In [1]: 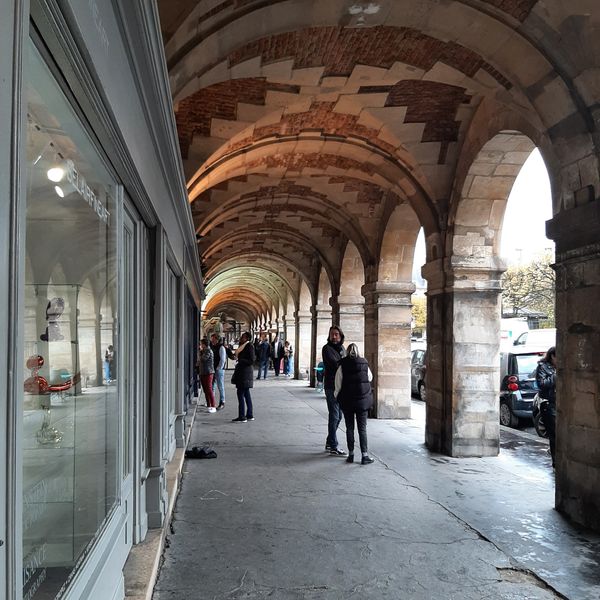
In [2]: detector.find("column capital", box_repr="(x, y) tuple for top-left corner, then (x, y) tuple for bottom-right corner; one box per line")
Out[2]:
(295, 310), (312, 321)
(361, 282), (415, 306)
(336, 294), (365, 307)
(546, 198), (600, 257)
(423, 256), (506, 295)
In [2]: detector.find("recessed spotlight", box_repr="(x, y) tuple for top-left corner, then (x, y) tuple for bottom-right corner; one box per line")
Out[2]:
(47, 167), (65, 182)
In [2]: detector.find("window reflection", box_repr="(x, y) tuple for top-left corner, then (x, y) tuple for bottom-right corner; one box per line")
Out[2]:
(23, 43), (119, 600)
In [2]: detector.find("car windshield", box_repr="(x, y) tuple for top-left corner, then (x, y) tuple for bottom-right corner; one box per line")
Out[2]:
(516, 353), (543, 379)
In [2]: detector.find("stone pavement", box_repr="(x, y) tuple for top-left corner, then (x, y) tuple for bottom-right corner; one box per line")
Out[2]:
(153, 377), (600, 600)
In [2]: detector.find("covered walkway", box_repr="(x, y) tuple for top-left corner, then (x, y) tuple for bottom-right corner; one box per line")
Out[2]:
(153, 379), (600, 600)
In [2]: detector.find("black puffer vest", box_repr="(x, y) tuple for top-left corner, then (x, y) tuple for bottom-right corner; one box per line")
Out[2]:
(338, 356), (373, 411)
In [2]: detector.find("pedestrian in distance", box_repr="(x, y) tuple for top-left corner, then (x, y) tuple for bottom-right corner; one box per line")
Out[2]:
(198, 338), (216, 413)
(535, 346), (557, 468)
(272, 335), (285, 376)
(283, 341), (293, 377)
(231, 331), (256, 422)
(335, 343), (374, 465)
(256, 332), (270, 379)
(210, 333), (227, 410)
(322, 325), (346, 456)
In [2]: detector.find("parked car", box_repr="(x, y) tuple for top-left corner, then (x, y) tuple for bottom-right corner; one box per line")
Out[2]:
(499, 347), (546, 428)
(410, 349), (427, 402)
(513, 328), (555, 348)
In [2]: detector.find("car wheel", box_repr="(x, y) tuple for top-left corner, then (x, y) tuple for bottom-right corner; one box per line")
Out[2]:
(499, 401), (518, 428)
(533, 412), (548, 438)
(418, 381), (427, 403)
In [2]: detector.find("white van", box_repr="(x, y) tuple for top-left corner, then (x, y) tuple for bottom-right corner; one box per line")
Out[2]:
(513, 328), (556, 349)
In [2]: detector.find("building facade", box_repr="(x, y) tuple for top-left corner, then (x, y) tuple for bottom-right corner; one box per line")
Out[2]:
(1, 2), (202, 599)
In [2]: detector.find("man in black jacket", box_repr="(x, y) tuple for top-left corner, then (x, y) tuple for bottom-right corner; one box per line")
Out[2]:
(322, 326), (346, 455)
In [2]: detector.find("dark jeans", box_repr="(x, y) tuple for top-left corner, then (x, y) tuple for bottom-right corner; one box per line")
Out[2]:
(274, 357), (281, 376)
(236, 387), (253, 419)
(541, 402), (556, 465)
(325, 388), (342, 449)
(343, 407), (369, 455)
(257, 360), (268, 379)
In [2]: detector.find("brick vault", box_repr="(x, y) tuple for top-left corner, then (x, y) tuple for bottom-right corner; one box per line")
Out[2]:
(157, 1), (600, 531)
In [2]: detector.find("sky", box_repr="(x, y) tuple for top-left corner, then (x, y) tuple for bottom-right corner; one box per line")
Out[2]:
(412, 148), (554, 283)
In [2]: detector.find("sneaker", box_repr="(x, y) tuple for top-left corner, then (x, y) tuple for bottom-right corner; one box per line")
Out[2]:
(361, 456), (374, 465)
(208, 407), (217, 413)
(346, 455), (354, 463)
(246, 416), (255, 421)
(217, 403), (225, 411)
(329, 448), (347, 456)
(325, 444), (332, 452)
(232, 417), (247, 423)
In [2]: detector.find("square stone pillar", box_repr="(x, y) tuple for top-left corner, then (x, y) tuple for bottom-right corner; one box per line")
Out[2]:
(548, 202), (600, 532)
(295, 310), (312, 380)
(423, 257), (504, 457)
(337, 294), (365, 353)
(363, 282), (414, 419)
(313, 304), (332, 386)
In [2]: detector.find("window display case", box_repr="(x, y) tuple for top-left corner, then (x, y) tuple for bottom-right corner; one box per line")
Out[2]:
(23, 43), (119, 600)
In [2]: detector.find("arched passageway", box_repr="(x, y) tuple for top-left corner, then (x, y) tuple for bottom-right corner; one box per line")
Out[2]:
(159, 1), (600, 531)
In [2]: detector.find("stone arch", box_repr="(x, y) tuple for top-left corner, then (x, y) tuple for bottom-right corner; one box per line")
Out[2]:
(424, 128), (548, 458)
(338, 241), (365, 352)
(363, 202), (420, 418)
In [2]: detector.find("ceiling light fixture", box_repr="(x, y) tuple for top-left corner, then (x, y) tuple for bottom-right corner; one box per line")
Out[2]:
(47, 166), (65, 182)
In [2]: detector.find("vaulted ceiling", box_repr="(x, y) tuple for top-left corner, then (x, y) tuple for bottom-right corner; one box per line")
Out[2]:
(157, 0), (599, 327)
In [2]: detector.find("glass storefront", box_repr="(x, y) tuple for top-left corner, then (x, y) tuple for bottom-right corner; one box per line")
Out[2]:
(22, 42), (119, 600)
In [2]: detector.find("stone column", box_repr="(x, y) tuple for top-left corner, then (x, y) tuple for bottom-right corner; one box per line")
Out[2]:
(283, 314), (296, 377)
(363, 282), (414, 419)
(423, 257), (504, 458)
(312, 304), (332, 387)
(337, 294), (364, 353)
(547, 202), (600, 532)
(295, 310), (312, 380)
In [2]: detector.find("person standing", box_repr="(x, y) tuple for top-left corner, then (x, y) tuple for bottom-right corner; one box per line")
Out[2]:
(198, 338), (216, 413)
(210, 333), (227, 410)
(231, 331), (256, 422)
(104, 345), (114, 384)
(322, 325), (346, 456)
(335, 343), (374, 465)
(536, 346), (557, 468)
(283, 341), (293, 377)
(256, 333), (270, 379)
(272, 335), (284, 376)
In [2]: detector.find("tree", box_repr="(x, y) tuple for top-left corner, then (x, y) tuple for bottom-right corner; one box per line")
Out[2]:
(411, 295), (427, 335)
(501, 251), (555, 325)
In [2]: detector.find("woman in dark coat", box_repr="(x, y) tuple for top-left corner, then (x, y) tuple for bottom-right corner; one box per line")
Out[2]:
(334, 343), (374, 465)
(231, 331), (256, 422)
(535, 346), (557, 467)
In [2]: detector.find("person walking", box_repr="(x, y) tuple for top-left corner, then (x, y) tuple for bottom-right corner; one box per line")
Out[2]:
(210, 333), (227, 410)
(322, 325), (346, 456)
(198, 338), (216, 413)
(535, 346), (557, 468)
(335, 343), (374, 465)
(272, 335), (285, 376)
(256, 333), (270, 379)
(231, 331), (256, 422)
(283, 341), (293, 377)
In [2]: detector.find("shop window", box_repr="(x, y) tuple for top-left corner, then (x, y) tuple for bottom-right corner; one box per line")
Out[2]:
(22, 43), (119, 600)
